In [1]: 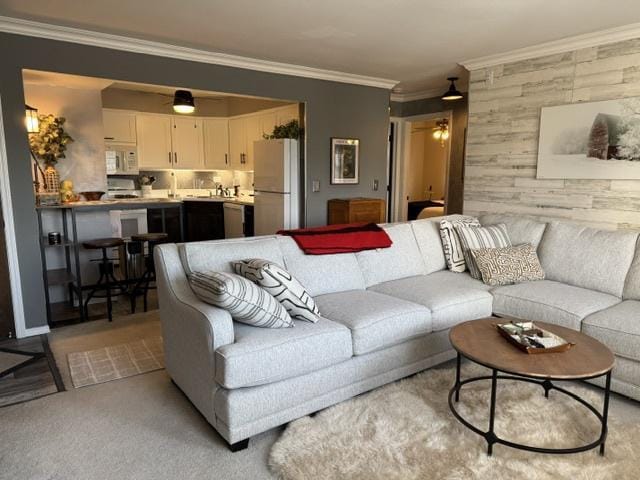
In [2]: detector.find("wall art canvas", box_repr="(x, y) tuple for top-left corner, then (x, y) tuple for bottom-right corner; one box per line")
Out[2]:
(330, 138), (359, 184)
(537, 97), (640, 179)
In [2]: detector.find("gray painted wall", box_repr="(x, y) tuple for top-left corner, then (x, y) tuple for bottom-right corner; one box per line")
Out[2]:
(391, 96), (468, 214)
(0, 32), (390, 329)
(465, 38), (640, 230)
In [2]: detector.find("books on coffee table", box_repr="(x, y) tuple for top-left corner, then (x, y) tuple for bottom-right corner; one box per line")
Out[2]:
(496, 321), (574, 354)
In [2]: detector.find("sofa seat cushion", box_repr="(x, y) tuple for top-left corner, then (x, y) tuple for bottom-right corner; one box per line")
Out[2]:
(492, 280), (620, 331)
(369, 271), (493, 332)
(583, 301), (640, 362)
(314, 290), (432, 355)
(215, 318), (352, 389)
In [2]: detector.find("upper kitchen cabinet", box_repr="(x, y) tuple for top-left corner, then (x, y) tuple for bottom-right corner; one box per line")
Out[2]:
(276, 104), (300, 126)
(203, 118), (230, 170)
(244, 114), (263, 171)
(228, 117), (246, 170)
(171, 117), (204, 169)
(137, 114), (173, 169)
(103, 109), (137, 144)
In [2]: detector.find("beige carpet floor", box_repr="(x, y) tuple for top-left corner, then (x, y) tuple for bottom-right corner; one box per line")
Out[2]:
(1, 310), (639, 480)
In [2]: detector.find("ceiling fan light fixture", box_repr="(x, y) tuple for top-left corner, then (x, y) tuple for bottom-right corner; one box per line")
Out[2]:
(441, 77), (463, 101)
(173, 89), (195, 114)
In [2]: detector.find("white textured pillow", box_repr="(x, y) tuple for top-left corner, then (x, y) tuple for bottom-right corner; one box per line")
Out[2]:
(455, 224), (512, 280)
(232, 259), (320, 323)
(189, 271), (293, 328)
(439, 216), (480, 272)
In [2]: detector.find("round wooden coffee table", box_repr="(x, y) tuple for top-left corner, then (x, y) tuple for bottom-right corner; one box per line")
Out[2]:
(449, 318), (615, 456)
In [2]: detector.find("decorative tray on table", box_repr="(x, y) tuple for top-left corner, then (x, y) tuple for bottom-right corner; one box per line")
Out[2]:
(495, 321), (575, 354)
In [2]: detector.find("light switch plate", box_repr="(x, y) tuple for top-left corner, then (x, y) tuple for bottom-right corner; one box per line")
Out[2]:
(373, 179), (379, 191)
(312, 180), (320, 192)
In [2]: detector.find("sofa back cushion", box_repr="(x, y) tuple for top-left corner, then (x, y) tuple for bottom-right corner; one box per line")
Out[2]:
(277, 236), (365, 297)
(538, 221), (638, 297)
(179, 237), (284, 275)
(356, 223), (427, 287)
(622, 239), (640, 300)
(479, 214), (547, 248)
(410, 218), (447, 274)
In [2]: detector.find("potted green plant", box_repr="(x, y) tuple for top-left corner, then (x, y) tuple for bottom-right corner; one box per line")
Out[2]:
(28, 114), (73, 193)
(263, 120), (302, 140)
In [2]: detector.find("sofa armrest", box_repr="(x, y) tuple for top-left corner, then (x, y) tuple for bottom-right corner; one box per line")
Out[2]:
(154, 244), (234, 424)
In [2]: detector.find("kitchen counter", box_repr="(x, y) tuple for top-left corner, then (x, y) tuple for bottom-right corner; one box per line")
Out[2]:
(36, 196), (253, 210)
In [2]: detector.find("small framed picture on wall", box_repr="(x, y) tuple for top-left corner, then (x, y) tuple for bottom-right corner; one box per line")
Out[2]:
(330, 138), (359, 184)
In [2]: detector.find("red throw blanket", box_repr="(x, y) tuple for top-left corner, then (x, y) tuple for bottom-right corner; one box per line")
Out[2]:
(278, 223), (392, 255)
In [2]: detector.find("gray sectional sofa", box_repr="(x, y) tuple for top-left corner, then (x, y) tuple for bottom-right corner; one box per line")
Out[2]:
(154, 214), (640, 450)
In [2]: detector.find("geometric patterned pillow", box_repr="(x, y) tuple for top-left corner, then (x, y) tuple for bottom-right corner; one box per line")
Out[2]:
(189, 271), (293, 328)
(232, 259), (320, 323)
(470, 243), (545, 286)
(439, 216), (480, 273)
(454, 223), (512, 279)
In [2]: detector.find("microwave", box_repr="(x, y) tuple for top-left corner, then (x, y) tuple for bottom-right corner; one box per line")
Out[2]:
(106, 146), (139, 175)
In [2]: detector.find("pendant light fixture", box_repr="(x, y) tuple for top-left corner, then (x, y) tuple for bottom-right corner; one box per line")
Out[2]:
(441, 77), (463, 101)
(25, 104), (39, 133)
(173, 90), (195, 114)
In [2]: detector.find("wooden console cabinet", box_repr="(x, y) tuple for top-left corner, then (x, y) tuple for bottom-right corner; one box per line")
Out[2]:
(328, 198), (386, 225)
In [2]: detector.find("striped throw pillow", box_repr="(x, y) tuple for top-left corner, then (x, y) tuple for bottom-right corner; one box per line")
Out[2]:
(454, 224), (512, 279)
(439, 217), (480, 272)
(470, 243), (545, 286)
(189, 271), (293, 328)
(232, 259), (320, 323)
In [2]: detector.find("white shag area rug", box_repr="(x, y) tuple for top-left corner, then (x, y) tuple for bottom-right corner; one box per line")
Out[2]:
(269, 364), (639, 480)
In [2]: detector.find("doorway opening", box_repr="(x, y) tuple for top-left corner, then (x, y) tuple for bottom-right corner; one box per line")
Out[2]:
(390, 112), (453, 222)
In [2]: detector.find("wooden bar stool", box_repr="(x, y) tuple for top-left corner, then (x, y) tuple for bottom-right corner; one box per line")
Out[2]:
(129, 232), (168, 313)
(82, 237), (125, 322)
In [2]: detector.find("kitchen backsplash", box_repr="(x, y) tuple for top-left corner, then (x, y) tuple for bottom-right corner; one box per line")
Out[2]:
(112, 170), (254, 191)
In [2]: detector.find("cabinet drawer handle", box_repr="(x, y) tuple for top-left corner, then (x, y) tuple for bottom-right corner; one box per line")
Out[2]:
(168, 152), (172, 164)
(225, 153), (228, 165)
(174, 152), (178, 164)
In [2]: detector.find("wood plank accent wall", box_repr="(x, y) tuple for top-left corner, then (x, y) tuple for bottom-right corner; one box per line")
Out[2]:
(464, 38), (640, 230)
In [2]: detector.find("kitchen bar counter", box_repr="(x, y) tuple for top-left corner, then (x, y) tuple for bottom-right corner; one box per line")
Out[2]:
(36, 195), (253, 210)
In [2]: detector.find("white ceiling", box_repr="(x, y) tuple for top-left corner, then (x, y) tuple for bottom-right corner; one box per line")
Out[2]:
(4, 0), (640, 94)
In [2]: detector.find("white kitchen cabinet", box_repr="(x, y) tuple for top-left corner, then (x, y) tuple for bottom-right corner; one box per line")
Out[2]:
(244, 114), (263, 171)
(203, 118), (230, 170)
(103, 110), (137, 144)
(276, 104), (299, 126)
(228, 117), (247, 170)
(137, 114), (173, 169)
(171, 117), (204, 169)
(260, 112), (278, 139)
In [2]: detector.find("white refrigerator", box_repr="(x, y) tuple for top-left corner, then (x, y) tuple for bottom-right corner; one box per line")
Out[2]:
(253, 139), (300, 236)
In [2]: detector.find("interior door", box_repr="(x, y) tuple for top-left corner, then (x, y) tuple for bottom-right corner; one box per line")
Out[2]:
(0, 199), (14, 338)
(137, 114), (173, 169)
(172, 117), (204, 169)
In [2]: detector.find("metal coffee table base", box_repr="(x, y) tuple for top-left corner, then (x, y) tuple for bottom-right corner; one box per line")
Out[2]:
(448, 353), (612, 457)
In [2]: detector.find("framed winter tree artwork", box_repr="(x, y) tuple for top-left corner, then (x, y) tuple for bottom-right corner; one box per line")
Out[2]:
(537, 96), (640, 179)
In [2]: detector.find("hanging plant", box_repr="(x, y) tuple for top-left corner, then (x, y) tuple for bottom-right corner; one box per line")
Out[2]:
(263, 119), (302, 140)
(28, 114), (74, 167)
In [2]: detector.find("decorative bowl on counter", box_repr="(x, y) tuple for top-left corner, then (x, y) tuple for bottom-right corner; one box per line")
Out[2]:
(79, 191), (105, 201)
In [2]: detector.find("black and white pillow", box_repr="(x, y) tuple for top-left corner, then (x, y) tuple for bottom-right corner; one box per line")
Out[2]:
(470, 243), (545, 286)
(454, 223), (512, 280)
(439, 216), (480, 272)
(232, 259), (320, 323)
(189, 271), (293, 328)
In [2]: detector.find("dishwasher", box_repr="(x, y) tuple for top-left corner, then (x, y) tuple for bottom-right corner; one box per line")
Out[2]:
(223, 202), (245, 238)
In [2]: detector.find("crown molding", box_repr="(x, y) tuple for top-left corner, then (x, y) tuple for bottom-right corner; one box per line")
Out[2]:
(390, 87), (444, 103)
(461, 22), (640, 70)
(0, 15), (398, 89)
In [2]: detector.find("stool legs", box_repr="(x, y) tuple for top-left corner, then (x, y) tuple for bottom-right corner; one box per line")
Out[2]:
(84, 247), (123, 322)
